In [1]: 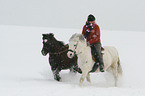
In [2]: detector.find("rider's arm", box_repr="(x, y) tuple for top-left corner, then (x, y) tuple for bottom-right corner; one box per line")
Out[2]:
(82, 25), (86, 36)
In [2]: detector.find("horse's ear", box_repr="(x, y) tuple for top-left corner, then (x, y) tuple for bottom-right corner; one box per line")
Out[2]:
(49, 33), (54, 37)
(79, 35), (85, 42)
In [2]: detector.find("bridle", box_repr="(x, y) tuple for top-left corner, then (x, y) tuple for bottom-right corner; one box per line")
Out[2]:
(68, 41), (82, 55)
(68, 41), (78, 54)
(49, 49), (68, 54)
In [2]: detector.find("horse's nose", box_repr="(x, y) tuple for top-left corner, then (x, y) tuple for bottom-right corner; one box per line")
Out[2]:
(41, 50), (46, 56)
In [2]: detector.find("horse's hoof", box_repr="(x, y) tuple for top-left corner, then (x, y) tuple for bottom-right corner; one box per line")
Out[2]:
(55, 77), (61, 81)
(56, 79), (62, 82)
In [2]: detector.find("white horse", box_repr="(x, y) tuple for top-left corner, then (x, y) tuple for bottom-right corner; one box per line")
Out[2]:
(67, 33), (122, 86)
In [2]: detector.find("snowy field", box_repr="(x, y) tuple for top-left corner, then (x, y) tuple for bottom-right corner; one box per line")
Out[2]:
(0, 25), (145, 96)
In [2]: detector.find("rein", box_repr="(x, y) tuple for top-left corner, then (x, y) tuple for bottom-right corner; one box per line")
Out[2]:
(49, 48), (68, 54)
(43, 46), (68, 55)
(69, 41), (82, 55)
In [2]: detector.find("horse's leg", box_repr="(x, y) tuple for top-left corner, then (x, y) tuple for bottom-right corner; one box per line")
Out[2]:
(111, 62), (118, 87)
(80, 71), (89, 86)
(86, 73), (91, 83)
(52, 68), (61, 81)
(69, 66), (77, 73)
(71, 65), (82, 74)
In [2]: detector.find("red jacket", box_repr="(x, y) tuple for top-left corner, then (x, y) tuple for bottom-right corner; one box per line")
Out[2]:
(82, 23), (101, 44)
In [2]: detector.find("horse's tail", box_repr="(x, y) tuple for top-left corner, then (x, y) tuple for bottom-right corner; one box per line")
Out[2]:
(117, 58), (123, 76)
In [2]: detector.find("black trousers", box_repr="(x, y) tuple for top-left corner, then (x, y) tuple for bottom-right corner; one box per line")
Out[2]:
(90, 43), (104, 68)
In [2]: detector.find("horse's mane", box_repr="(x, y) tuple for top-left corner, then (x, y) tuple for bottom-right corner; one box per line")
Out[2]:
(51, 36), (65, 46)
(58, 41), (65, 46)
(69, 33), (85, 42)
(45, 33), (65, 46)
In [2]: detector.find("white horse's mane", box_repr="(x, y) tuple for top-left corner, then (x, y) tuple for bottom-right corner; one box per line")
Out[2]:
(69, 33), (85, 42)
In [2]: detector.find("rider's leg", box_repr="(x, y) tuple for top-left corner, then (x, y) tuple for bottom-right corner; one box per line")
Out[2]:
(90, 43), (104, 72)
(90, 44), (99, 72)
(94, 43), (104, 72)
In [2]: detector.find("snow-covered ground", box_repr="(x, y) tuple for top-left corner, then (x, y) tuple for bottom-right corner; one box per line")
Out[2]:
(0, 25), (145, 96)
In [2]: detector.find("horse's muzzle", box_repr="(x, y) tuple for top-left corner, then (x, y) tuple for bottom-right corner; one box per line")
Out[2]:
(67, 49), (75, 58)
(41, 50), (47, 56)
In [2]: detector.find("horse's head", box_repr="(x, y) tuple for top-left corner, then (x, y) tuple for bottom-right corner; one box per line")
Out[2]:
(67, 33), (85, 58)
(41, 33), (54, 56)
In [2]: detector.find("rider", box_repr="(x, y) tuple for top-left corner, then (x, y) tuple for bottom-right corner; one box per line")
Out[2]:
(82, 14), (104, 72)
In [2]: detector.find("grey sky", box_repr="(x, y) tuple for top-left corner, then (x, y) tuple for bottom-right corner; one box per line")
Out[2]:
(0, 0), (145, 31)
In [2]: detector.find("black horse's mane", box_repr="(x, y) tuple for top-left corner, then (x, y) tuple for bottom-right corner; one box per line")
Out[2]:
(58, 40), (65, 46)
(44, 33), (65, 46)
(51, 35), (65, 46)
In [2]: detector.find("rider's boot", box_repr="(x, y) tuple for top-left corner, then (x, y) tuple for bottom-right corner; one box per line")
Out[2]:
(90, 62), (99, 72)
(99, 63), (104, 72)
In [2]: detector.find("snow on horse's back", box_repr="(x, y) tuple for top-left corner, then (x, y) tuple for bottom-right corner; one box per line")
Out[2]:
(67, 33), (122, 86)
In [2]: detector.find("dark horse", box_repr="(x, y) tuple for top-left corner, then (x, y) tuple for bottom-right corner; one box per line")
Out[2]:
(41, 33), (81, 81)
